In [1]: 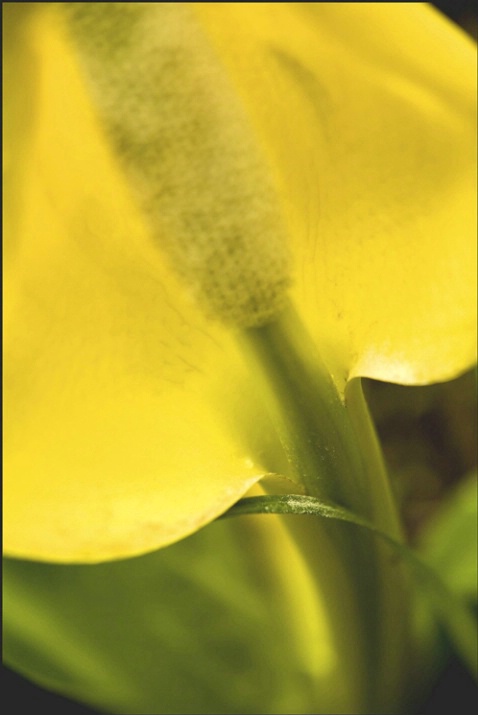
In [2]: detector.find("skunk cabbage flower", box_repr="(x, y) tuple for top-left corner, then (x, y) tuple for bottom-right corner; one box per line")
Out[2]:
(3, 2), (476, 563)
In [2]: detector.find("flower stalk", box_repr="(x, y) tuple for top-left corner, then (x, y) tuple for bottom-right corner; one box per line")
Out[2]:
(240, 304), (410, 713)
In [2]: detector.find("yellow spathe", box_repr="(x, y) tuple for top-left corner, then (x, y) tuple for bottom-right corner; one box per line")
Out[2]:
(4, 7), (262, 562)
(193, 2), (477, 386)
(3, 3), (477, 562)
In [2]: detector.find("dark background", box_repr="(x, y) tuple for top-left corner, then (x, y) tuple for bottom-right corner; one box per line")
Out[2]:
(3, 2), (477, 713)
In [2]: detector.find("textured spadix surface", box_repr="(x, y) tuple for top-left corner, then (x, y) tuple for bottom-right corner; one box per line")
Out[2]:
(3, 3), (477, 561)
(63, 2), (291, 327)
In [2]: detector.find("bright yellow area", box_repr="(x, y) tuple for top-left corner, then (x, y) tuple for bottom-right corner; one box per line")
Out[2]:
(194, 2), (477, 387)
(4, 4), (477, 562)
(3, 7), (262, 562)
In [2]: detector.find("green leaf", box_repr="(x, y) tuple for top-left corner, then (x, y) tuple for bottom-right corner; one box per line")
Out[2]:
(3, 513), (350, 715)
(223, 493), (478, 679)
(420, 473), (477, 606)
(414, 473), (478, 696)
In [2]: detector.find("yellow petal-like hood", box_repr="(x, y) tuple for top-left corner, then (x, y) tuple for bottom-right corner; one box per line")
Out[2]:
(194, 2), (476, 386)
(4, 3), (476, 562)
(4, 6), (263, 562)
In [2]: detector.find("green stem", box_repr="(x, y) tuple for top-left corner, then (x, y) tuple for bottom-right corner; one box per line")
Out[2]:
(346, 378), (411, 712)
(238, 304), (410, 713)
(223, 494), (478, 680)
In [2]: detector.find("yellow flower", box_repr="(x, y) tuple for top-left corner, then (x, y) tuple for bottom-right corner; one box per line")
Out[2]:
(3, 3), (476, 563)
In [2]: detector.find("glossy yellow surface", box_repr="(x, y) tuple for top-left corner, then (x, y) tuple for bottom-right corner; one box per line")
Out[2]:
(3, 4), (476, 561)
(194, 3), (477, 386)
(4, 7), (262, 561)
